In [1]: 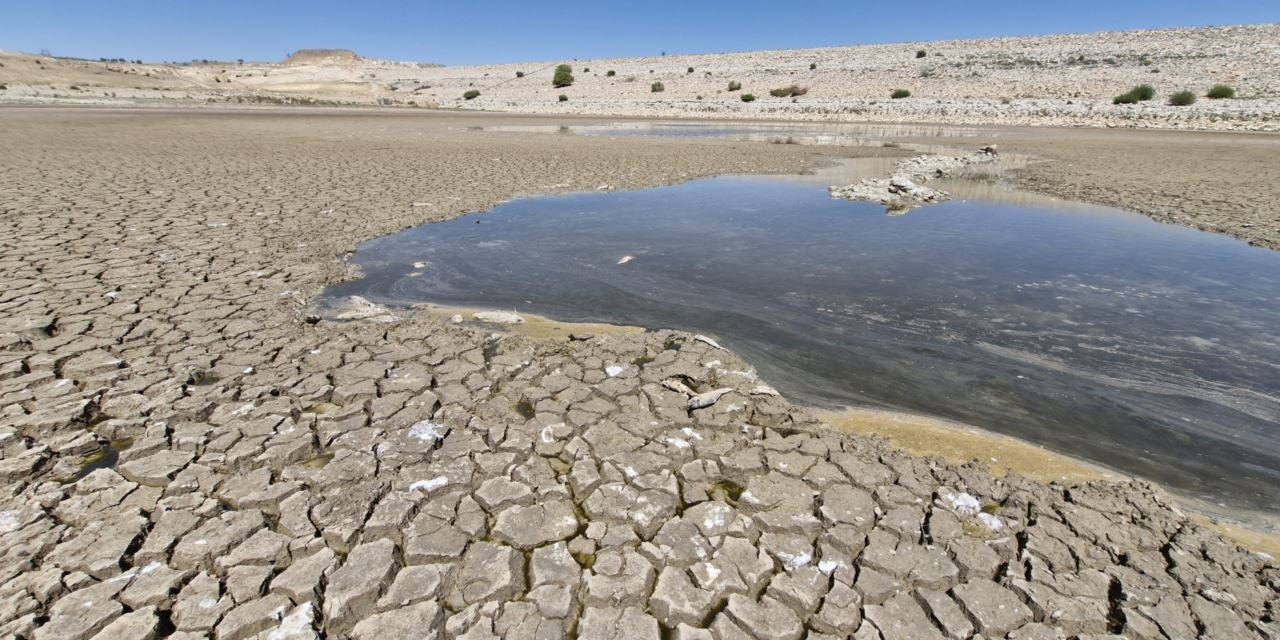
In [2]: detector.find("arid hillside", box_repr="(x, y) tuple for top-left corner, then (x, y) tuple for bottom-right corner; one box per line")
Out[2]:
(2, 23), (1278, 129)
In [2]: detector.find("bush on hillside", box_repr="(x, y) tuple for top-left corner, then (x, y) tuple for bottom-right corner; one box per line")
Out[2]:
(809, 62), (817, 70)
(1168, 90), (1196, 106)
(1114, 84), (1156, 104)
(727, 81), (741, 91)
(606, 70), (616, 77)
(687, 67), (694, 73)
(515, 71), (524, 78)
(558, 94), (568, 102)
(552, 64), (574, 87)
(916, 50), (927, 58)
(463, 90), (480, 100)
(651, 82), (665, 92)
(891, 89), (911, 99)
(740, 93), (756, 102)
(769, 85), (808, 97)
(1206, 84), (1235, 99)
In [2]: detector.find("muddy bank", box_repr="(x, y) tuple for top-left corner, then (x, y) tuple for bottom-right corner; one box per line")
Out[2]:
(1, 108), (1276, 639)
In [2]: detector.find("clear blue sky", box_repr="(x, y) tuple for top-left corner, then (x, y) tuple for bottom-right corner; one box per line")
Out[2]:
(2, 1), (1275, 65)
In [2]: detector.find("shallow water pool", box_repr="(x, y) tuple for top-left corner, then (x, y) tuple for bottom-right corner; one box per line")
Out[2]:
(321, 174), (1280, 517)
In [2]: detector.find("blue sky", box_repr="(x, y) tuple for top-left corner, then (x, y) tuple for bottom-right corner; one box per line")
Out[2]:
(2, 1), (1275, 65)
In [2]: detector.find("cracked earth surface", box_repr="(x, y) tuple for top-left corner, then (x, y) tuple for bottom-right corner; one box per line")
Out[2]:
(0, 108), (1276, 639)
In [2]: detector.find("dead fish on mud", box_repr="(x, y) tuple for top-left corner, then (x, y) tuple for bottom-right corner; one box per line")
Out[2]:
(662, 378), (697, 396)
(689, 387), (734, 410)
(693, 334), (726, 351)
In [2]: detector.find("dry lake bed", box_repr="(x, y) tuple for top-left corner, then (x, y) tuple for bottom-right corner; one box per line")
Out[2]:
(1, 107), (1278, 639)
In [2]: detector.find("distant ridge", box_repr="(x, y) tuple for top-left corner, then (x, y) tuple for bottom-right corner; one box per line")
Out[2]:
(282, 49), (363, 65)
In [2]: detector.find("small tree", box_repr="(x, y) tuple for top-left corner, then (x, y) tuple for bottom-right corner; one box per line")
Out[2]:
(463, 90), (480, 100)
(727, 81), (741, 91)
(651, 81), (665, 92)
(606, 70), (616, 77)
(552, 64), (574, 88)
(558, 94), (568, 102)
(1168, 90), (1196, 106)
(740, 93), (756, 102)
(1206, 84), (1235, 99)
(891, 89), (911, 99)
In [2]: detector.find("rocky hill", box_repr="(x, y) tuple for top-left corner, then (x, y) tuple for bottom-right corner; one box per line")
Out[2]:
(2, 23), (1277, 129)
(282, 49), (364, 66)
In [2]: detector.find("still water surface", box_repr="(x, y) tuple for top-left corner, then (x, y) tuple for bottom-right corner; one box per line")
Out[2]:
(321, 173), (1280, 517)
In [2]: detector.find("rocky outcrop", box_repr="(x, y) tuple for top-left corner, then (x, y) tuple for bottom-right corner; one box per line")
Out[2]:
(829, 146), (999, 210)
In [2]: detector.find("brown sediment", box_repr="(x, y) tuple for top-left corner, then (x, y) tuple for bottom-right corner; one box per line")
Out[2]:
(408, 303), (646, 340)
(816, 407), (1118, 485)
(818, 406), (1280, 556)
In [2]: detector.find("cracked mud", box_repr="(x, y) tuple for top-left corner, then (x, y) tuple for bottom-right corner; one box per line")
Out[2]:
(0, 109), (1276, 639)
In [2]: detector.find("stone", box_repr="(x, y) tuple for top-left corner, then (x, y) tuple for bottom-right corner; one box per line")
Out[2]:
(863, 592), (945, 640)
(578, 606), (660, 640)
(118, 450), (195, 486)
(916, 588), (975, 639)
(119, 562), (191, 609)
(352, 601), (443, 639)
(953, 579), (1035, 636)
(492, 500), (579, 548)
(323, 538), (398, 631)
(449, 541), (525, 607)
(650, 566), (715, 627)
(89, 606), (158, 640)
(585, 550), (656, 608)
(723, 594), (804, 640)
(377, 564), (451, 610)
(172, 571), (233, 631)
(272, 547), (338, 604)
(215, 593), (292, 640)
(810, 581), (863, 635)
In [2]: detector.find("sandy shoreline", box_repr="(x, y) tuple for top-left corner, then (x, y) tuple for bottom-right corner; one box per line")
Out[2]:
(2, 107), (1276, 638)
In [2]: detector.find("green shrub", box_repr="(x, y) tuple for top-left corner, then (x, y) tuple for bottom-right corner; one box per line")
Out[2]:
(0, 84), (7, 90)
(606, 70), (616, 77)
(462, 89), (480, 100)
(740, 93), (756, 102)
(583, 67), (589, 72)
(558, 94), (568, 102)
(916, 50), (927, 58)
(515, 71), (524, 78)
(809, 62), (817, 70)
(1113, 84), (1156, 104)
(1206, 84), (1235, 99)
(769, 85), (808, 98)
(727, 81), (741, 91)
(687, 67), (694, 73)
(891, 89), (911, 99)
(1168, 90), (1196, 106)
(552, 64), (574, 87)
(651, 81), (665, 92)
